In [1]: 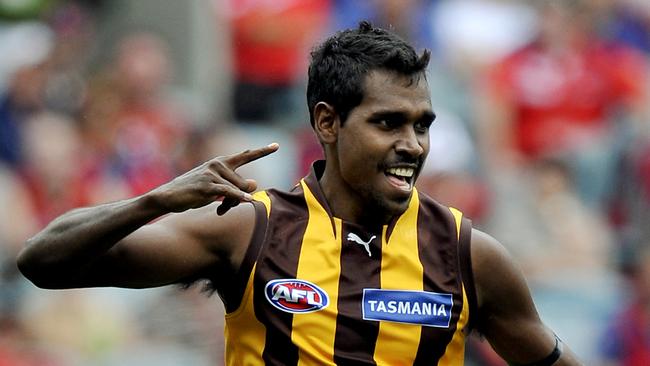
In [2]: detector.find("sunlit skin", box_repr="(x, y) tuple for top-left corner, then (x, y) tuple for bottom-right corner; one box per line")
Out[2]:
(316, 69), (435, 225)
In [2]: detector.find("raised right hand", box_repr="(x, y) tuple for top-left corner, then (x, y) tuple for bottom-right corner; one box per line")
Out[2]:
(148, 143), (279, 214)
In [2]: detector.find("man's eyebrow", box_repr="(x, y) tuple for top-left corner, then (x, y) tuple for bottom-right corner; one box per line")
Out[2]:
(368, 111), (408, 121)
(368, 110), (436, 121)
(419, 110), (436, 124)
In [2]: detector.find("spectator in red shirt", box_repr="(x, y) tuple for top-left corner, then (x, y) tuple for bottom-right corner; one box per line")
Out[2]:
(78, 33), (189, 198)
(224, 0), (330, 124)
(478, 0), (648, 208)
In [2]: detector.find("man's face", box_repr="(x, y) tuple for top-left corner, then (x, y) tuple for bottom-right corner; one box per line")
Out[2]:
(335, 69), (434, 219)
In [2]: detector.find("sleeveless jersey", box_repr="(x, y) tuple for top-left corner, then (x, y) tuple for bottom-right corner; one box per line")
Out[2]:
(222, 162), (477, 365)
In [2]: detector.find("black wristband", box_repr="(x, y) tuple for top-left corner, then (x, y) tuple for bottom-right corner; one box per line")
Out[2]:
(509, 335), (563, 366)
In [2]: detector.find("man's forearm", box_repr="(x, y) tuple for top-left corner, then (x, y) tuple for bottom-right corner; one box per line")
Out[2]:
(16, 193), (166, 287)
(16, 144), (279, 289)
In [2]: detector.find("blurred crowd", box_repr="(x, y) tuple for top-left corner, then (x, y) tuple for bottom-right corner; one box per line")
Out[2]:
(1, 0), (649, 365)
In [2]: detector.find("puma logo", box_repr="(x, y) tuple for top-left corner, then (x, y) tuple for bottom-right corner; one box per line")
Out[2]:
(346, 233), (376, 257)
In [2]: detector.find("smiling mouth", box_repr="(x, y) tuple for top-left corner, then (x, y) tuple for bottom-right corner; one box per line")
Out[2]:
(385, 167), (415, 191)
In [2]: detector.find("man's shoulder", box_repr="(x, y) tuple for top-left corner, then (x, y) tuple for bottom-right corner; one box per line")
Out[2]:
(254, 182), (310, 206)
(416, 190), (458, 215)
(173, 201), (258, 234)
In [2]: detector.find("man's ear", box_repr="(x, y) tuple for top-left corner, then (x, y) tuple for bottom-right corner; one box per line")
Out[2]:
(313, 102), (339, 144)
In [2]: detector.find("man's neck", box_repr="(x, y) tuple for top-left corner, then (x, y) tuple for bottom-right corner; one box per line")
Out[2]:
(318, 163), (393, 226)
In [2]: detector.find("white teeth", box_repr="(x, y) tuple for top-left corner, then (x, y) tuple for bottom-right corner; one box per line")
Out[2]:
(386, 167), (414, 178)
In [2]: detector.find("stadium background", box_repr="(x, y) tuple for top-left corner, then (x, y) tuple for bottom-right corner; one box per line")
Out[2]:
(1, 0), (649, 365)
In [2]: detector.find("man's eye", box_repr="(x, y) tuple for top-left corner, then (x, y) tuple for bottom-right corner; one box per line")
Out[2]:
(379, 118), (400, 128)
(414, 120), (431, 133)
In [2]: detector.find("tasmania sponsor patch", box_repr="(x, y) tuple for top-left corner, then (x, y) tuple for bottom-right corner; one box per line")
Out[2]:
(362, 289), (453, 327)
(265, 279), (329, 314)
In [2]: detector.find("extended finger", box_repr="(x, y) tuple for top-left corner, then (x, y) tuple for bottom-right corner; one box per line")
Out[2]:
(223, 143), (279, 170)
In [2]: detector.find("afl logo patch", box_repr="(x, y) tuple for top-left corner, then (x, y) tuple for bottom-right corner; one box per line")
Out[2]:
(265, 279), (329, 314)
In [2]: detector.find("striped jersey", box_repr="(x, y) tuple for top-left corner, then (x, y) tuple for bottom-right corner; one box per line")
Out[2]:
(221, 161), (477, 365)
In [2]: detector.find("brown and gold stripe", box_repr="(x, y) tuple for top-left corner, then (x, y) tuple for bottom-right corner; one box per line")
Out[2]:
(332, 220), (383, 365)
(253, 187), (309, 365)
(291, 180), (343, 365)
(371, 192), (423, 365)
(413, 196), (467, 365)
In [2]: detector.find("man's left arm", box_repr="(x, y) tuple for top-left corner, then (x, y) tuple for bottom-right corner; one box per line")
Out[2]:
(470, 229), (583, 365)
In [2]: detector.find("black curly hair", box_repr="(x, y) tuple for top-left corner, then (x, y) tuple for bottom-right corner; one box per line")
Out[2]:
(307, 20), (430, 127)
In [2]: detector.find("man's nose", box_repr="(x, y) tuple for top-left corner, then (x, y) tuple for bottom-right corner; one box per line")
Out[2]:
(395, 128), (424, 157)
